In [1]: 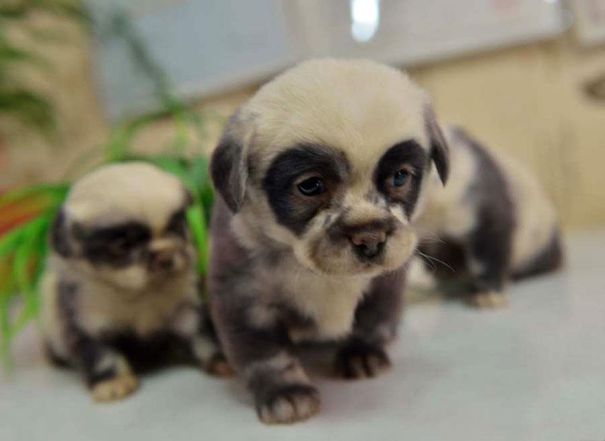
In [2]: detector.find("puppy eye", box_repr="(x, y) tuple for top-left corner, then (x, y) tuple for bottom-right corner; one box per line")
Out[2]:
(110, 229), (149, 255)
(110, 237), (132, 255)
(393, 169), (410, 187)
(297, 177), (325, 196)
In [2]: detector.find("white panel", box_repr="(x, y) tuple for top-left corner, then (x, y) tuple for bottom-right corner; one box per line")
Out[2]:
(292, 0), (567, 66)
(88, 0), (567, 120)
(88, 0), (296, 121)
(572, 0), (605, 46)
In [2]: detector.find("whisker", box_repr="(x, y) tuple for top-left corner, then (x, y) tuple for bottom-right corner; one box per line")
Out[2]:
(417, 250), (455, 273)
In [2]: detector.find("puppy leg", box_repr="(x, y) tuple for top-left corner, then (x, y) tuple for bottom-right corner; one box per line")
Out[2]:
(335, 267), (405, 379)
(214, 301), (320, 424)
(248, 351), (320, 425)
(465, 218), (513, 308)
(58, 281), (138, 401)
(172, 303), (233, 377)
(70, 332), (139, 402)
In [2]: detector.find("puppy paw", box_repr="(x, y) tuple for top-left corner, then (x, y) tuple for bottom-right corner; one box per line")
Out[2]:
(335, 342), (391, 379)
(256, 384), (320, 424)
(469, 291), (508, 309)
(203, 353), (235, 378)
(91, 374), (139, 402)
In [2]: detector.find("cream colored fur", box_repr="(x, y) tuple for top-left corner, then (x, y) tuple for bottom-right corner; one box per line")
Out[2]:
(495, 150), (557, 270)
(41, 162), (200, 359)
(231, 58), (431, 274)
(260, 253), (374, 341)
(416, 126), (558, 272)
(225, 59), (434, 340)
(414, 127), (477, 239)
(66, 162), (185, 232)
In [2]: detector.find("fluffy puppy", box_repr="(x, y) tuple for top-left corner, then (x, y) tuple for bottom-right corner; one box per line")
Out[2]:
(41, 162), (228, 402)
(412, 127), (563, 307)
(208, 59), (449, 424)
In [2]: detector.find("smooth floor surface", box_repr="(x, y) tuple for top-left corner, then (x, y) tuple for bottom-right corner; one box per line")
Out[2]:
(2, 231), (604, 441)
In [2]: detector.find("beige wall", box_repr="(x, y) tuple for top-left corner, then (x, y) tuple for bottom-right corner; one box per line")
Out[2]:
(3, 19), (605, 230)
(413, 39), (605, 231)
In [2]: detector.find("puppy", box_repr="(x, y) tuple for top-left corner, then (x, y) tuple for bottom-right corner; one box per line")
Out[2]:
(412, 127), (563, 307)
(208, 59), (449, 424)
(41, 162), (228, 402)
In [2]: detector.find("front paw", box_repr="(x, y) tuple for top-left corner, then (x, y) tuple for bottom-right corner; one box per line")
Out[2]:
(203, 352), (235, 378)
(334, 342), (391, 379)
(91, 374), (139, 402)
(469, 291), (508, 309)
(256, 384), (320, 424)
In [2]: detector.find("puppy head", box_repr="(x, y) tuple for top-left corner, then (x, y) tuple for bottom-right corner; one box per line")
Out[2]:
(211, 59), (449, 276)
(51, 162), (195, 291)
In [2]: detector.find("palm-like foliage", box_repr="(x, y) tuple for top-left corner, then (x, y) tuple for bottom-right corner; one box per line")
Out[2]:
(0, 0), (87, 135)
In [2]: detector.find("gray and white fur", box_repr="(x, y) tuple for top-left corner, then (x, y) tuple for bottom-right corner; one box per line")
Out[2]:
(412, 127), (563, 307)
(208, 59), (450, 424)
(41, 162), (229, 402)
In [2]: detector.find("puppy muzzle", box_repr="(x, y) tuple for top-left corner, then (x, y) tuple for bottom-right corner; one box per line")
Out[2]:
(332, 218), (395, 262)
(147, 241), (188, 274)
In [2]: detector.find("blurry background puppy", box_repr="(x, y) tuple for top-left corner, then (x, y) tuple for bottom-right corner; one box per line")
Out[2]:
(411, 127), (563, 307)
(41, 162), (229, 402)
(209, 59), (449, 424)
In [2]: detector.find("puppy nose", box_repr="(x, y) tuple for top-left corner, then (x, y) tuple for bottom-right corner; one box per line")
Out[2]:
(150, 250), (175, 272)
(348, 229), (387, 260)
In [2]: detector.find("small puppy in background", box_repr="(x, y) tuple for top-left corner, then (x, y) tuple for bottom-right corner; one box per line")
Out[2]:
(209, 59), (449, 424)
(412, 127), (563, 307)
(41, 162), (228, 402)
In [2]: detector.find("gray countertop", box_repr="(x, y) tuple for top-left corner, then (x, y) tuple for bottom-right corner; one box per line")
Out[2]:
(2, 230), (604, 441)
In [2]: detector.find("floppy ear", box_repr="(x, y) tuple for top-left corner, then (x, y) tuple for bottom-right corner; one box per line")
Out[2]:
(210, 113), (249, 213)
(183, 188), (194, 207)
(50, 208), (73, 257)
(424, 106), (450, 185)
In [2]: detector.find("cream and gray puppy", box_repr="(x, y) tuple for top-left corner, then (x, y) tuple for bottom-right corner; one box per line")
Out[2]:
(41, 162), (228, 402)
(208, 59), (449, 424)
(412, 127), (563, 307)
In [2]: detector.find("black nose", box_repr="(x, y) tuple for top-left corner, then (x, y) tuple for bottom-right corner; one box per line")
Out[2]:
(150, 250), (175, 272)
(348, 228), (388, 260)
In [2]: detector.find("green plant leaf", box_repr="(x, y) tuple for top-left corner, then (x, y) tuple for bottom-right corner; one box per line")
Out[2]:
(0, 183), (69, 208)
(104, 112), (165, 161)
(0, 89), (56, 133)
(0, 5), (28, 19)
(0, 44), (46, 68)
(186, 203), (208, 278)
(0, 211), (55, 362)
(190, 156), (209, 188)
(0, 227), (25, 259)
(11, 216), (50, 334)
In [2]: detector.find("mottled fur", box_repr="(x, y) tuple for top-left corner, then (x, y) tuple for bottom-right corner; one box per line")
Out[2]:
(414, 127), (563, 306)
(41, 163), (228, 402)
(208, 59), (449, 424)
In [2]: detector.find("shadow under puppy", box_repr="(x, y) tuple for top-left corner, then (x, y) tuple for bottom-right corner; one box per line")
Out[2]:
(208, 59), (449, 424)
(411, 127), (563, 307)
(41, 162), (229, 402)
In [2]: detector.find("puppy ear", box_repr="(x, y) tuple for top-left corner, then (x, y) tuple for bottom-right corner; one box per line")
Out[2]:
(210, 113), (250, 213)
(183, 188), (194, 207)
(424, 106), (450, 185)
(50, 208), (73, 258)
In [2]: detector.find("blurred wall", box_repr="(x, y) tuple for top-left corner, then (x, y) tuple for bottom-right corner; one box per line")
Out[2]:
(3, 18), (605, 230)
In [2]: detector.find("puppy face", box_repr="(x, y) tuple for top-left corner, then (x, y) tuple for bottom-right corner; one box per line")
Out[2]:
(52, 162), (195, 290)
(212, 59), (448, 275)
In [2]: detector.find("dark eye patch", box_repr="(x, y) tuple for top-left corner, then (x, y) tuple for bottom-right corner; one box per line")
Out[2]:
(165, 208), (188, 237)
(374, 140), (427, 217)
(263, 144), (349, 235)
(78, 222), (151, 267)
